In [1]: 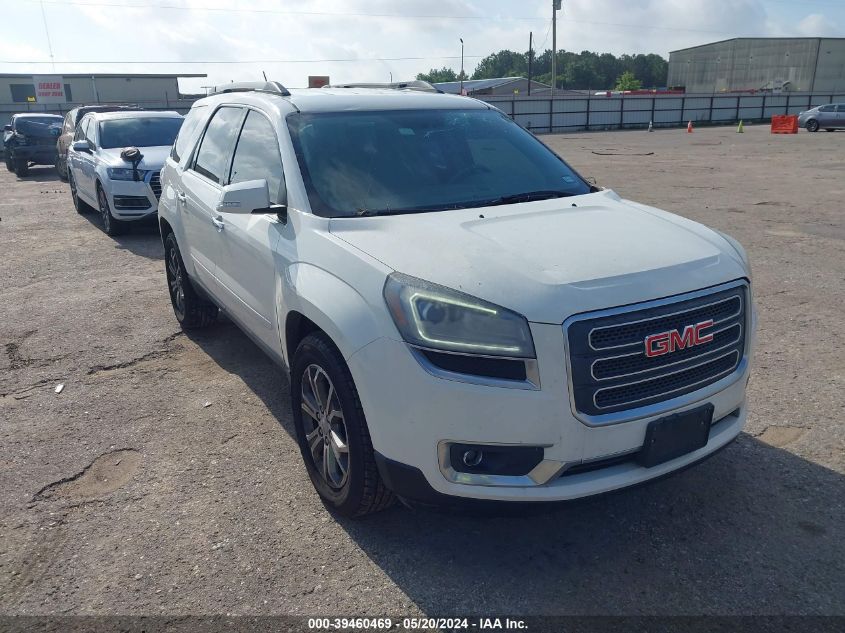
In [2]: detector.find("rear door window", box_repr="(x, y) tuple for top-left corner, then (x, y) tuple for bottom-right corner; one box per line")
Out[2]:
(171, 105), (208, 164)
(74, 118), (89, 142)
(192, 106), (244, 184)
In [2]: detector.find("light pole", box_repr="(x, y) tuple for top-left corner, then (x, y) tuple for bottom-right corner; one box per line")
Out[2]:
(460, 38), (465, 95)
(552, 0), (561, 96)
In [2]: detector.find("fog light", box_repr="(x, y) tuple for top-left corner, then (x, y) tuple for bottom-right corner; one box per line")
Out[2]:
(449, 443), (544, 476)
(462, 449), (483, 467)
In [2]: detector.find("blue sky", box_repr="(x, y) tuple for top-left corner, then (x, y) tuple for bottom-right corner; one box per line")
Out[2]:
(2, 0), (844, 92)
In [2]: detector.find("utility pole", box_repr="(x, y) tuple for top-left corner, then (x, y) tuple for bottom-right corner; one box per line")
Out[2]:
(460, 38), (465, 95)
(527, 32), (533, 96)
(551, 0), (561, 96)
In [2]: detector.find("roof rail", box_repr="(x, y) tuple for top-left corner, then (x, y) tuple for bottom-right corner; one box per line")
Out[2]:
(210, 81), (291, 97)
(327, 80), (440, 93)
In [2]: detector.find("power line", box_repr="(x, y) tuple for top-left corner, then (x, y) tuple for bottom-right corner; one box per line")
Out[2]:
(0, 55), (487, 65)
(25, 0), (761, 36)
(29, 0), (549, 21)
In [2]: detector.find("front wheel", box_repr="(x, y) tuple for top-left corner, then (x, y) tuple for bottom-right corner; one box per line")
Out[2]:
(806, 119), (819, 132)
(69, 171), (94, 214)
(14, 158), (29, 176)
(291, 333), (394, 517)
(164, 232), (218, 329)
(56, 156), (68, 181)
(97, 183), (126, 236)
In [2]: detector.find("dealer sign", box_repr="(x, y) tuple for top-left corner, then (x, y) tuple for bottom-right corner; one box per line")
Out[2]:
(33, 75), (66, 103)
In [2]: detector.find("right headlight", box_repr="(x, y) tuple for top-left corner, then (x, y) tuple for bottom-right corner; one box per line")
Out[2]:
(383, 272), (536, 358)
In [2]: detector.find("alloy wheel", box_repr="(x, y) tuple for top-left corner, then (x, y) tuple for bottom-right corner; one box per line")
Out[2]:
(98, 187), (111, 231)
(69, 174), (78, 206)
(300, 364), (350, 489)
(166, 244), (186, 320)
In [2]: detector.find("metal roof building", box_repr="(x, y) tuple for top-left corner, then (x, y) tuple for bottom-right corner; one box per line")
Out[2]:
(668, 38), (845, 93)
(0, 73), (205, 106)
(434, 76), (552, 96)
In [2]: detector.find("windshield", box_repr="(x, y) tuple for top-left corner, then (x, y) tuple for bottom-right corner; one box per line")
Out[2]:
(287, 109), (591, 217)
(99, 117), (183, 149)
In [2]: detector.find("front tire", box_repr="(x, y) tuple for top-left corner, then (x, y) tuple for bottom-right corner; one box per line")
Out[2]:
(14, 158), (29, 176)
(69, 171), (94, 214)
(164, 232), (218, 329)
(806, 119), (819, 132)
(97, 183), (126, 236)
(291, 333), (395, 517)
(56, 156), (68, 181)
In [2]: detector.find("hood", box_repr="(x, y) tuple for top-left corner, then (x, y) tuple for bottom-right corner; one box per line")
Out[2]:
(99, 145), (171, 171)
(329, 190), (748, 324)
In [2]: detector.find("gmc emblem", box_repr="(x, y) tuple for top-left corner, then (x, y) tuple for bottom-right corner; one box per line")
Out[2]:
(644, 319), (714, 358)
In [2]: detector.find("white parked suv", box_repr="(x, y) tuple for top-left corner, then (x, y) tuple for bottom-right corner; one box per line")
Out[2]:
(158, 81), (756, 517)
(68, 110), (183, 235)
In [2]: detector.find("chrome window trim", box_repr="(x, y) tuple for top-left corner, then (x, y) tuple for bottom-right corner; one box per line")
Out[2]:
(590, 321), (742, 381)
(409, 345), (540, 390)
(563, 278), (750, 427)
(588, 293), (742, 351)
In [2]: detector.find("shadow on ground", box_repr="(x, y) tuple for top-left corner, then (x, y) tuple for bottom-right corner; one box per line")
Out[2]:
(13, 166), (62, 183)
(187, 320), (845, 615)
(80, 211), (164, 259)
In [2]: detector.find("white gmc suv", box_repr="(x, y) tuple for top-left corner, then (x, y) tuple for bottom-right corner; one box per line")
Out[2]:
(158, 81), (756, 517)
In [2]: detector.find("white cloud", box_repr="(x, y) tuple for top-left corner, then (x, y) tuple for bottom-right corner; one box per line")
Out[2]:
(3, 0), (844, 92)
(796, 13), (839, 37)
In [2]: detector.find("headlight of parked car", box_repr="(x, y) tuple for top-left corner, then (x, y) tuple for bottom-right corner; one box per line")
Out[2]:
(107, 167), (148, 181)
(383, 272), (536, 358)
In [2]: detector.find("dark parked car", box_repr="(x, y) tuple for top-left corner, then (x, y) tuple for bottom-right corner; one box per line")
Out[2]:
(56, 105), (141, 180)
(3, 113), (63, 176)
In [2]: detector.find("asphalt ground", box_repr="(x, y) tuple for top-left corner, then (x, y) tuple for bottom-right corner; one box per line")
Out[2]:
(0, 123), (843, 618)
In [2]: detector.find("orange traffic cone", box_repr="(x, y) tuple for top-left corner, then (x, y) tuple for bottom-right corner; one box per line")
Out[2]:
(687, 120), (693, 133)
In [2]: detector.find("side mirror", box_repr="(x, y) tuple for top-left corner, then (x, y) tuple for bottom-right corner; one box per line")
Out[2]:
(72, 140), (92, 153)
(217, 179), (271, 214)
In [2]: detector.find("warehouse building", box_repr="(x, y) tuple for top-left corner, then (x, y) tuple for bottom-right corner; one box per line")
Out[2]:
(1, 73), (205, 127)
(434, 76), (553, 96)
(668, 38), (845, 93)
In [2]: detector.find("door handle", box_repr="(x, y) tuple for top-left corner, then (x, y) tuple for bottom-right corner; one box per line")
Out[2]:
(211, 215), (225, 231)
(176, 191), (186, 203)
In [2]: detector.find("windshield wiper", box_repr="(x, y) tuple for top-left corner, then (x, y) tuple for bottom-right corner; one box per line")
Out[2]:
(487, 190), (577, 206)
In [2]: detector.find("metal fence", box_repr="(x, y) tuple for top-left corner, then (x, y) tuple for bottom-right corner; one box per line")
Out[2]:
(481, 92), (845, 133)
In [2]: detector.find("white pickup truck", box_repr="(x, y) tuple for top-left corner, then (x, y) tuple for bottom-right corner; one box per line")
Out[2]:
(157, 81), (756, 517)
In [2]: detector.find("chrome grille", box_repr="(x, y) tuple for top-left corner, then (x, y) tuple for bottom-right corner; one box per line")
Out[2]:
(149, 172), (162, 199)
(565, 282), (748, 422)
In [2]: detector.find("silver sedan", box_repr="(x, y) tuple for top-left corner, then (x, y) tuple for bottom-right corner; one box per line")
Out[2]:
(798, 103), (844, 132)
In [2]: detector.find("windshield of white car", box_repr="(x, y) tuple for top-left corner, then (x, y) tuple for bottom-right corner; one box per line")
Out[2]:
(99, 117), (183, 149)
(287, 109), (591, 218)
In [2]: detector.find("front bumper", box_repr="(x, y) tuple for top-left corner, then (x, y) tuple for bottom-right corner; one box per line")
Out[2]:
(8, 145), (57, 165)
(349, 331), (750, 502)
(105, 175), (160, 221)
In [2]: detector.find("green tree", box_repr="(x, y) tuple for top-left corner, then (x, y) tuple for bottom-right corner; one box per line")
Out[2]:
(615, 70), (642, 91)
(416, 67), (460, 83)
(467, 48), (667, 91)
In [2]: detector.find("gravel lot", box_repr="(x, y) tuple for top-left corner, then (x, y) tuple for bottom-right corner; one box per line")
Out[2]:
(1, 124), (843, 617)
